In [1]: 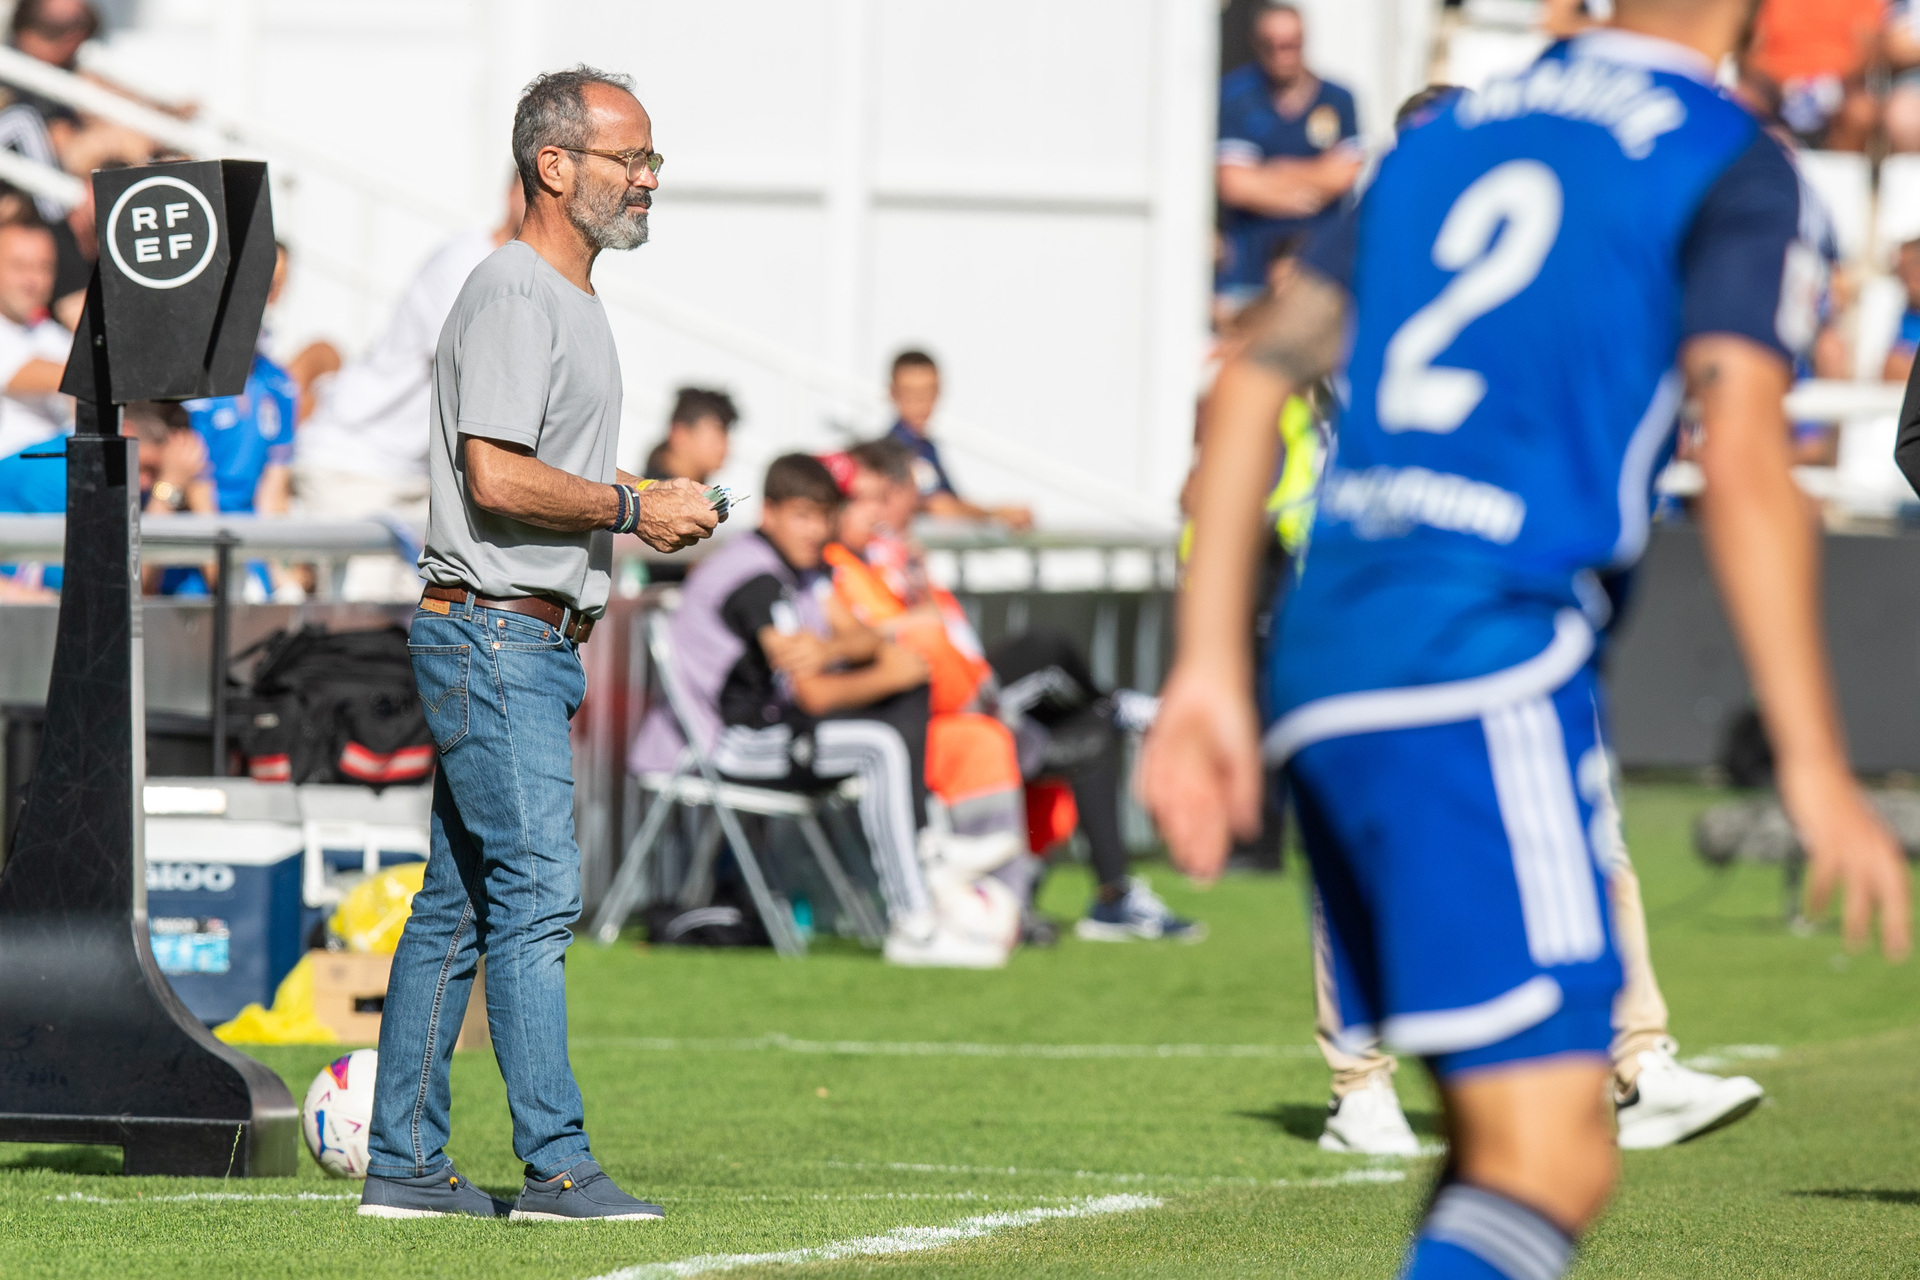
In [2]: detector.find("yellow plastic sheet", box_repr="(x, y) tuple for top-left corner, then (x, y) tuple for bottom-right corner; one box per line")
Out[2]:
(329, 861), (428, 955)
(213, 953), (339, 1046)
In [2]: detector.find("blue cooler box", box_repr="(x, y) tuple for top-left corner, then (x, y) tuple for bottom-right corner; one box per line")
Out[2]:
(146, 817), (306, 1025)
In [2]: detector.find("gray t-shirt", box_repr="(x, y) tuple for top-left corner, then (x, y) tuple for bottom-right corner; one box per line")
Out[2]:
(418, 241), (620, 615)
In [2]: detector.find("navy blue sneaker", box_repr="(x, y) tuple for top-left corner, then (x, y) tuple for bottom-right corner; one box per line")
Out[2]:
(358, 1166), (509, 1219)
(1075, 876), (1207, 943)
(510, 1160), (665, 1222)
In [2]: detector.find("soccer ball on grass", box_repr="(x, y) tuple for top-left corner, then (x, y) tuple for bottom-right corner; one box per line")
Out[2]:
(301, 1049), (377, 1178)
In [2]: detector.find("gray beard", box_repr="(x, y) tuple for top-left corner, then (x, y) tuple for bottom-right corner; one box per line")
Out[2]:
(569, 181), (649, 251)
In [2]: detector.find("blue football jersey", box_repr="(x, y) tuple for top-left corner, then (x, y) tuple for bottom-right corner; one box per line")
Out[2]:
(185, 349), (298, 514)
(1265, 31), (1825, 756)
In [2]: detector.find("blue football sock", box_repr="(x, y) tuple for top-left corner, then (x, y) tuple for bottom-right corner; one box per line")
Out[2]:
(1401, 1183), (1573, 1280)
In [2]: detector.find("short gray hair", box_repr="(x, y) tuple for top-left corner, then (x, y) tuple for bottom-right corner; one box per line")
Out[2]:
(512, 66), (636, 200)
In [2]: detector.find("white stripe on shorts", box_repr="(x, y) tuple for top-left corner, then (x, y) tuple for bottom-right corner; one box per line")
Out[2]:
(1482, 696), (1604, 967)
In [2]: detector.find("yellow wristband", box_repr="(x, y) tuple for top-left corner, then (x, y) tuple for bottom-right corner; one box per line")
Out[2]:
(634, 479), (656, 491)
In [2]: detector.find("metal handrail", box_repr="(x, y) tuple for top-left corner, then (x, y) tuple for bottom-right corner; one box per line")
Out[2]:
(0, 513), (404, 563)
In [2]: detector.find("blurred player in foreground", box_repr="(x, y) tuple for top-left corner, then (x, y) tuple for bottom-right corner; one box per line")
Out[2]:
(1291, 91), (1769, 1161)
(1141, 2), (1911, 1276)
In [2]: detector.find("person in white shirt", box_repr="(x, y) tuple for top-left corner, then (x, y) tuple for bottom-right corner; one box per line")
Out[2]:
(292, 175), (525, 523)
(0, 212), (71, 460)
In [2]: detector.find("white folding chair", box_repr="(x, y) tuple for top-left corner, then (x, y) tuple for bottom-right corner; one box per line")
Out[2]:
(589, 609), (888, 956)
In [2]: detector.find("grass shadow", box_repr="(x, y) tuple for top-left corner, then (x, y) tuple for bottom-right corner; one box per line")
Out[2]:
(0, 1143), (123, 1175)
(1791, 1189), (1920, 1206)
(1237, 1104), (1443, 1144)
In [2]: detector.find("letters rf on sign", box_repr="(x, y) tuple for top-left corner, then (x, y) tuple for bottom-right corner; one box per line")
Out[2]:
(127, 202), (196, 264)
(105, 175), (220, 290)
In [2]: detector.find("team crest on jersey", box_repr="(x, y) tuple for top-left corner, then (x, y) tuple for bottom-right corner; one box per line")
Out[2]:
(1456, 56), (1686, 159)
(1306, 104), (1340, 150)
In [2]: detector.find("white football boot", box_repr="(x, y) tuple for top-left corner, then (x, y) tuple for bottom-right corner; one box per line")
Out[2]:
(1614, 1038), (1764, 1149)
(882, 909), (1009, 969)
(1318, 1073), (1422, 1156)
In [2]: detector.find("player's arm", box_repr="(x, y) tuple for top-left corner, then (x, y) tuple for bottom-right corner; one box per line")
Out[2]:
(775, 632), (927, 715)
(1690, 335), (1910, 958)
(763, 594), (885, 680)
(1138, 269), (1347, 883)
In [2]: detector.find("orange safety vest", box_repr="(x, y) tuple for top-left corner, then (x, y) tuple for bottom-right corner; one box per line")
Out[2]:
(824, 542), (990, 715)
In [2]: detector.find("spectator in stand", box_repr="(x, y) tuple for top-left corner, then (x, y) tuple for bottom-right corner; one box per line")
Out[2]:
(0, 211), (71, 461)
(643, 386), (736, 482)
(1, 0), (94, 132)
(293, 173), (526, 526)
(1886, 4), (1920, 152)
(885, 349), (1031, 530)
(1215, 2), (1360, 319)
(183, 243), (296, 517)
(1745, 0), (1882, 151)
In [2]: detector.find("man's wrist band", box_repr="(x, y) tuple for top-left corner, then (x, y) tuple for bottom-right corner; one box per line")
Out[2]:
(610, 483), (642, 535)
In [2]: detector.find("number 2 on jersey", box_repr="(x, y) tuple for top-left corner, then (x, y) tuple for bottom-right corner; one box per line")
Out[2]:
(1377, 160), (1563, 434)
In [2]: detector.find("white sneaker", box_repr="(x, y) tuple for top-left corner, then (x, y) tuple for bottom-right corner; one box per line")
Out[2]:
(921, 868), (1021, 952)
(882, 911), (1009, 969)
(1615, 1039), (1764, 1150)
(882, 924), (1009, 968)
(1318, 1074), (1421, 1156)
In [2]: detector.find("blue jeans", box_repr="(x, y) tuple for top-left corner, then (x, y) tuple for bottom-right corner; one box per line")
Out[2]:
(366, 599), (592, 1180)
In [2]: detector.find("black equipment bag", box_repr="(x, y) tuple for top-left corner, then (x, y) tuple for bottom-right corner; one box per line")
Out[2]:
(227, 625), (433, 787)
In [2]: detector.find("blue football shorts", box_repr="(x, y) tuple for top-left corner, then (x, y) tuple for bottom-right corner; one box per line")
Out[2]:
(1284, 665), (1623, 1079)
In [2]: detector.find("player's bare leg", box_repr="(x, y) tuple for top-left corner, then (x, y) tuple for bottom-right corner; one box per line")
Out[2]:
(1401, 1059), (1615, 1278)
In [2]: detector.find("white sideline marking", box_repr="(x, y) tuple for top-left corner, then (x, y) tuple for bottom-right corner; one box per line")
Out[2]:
(53, 1191), (359, 1204)
(1680, 1044), (1780, 1072)
(572, 1032), (1318, 1061)
(825, 1160), (1407, 1190)
(581, 1194), (1160, 1280)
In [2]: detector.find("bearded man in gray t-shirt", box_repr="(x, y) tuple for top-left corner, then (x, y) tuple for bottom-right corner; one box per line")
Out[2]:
(362, 66), (717, 1225)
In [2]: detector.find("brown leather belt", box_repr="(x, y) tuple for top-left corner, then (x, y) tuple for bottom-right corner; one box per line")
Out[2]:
(420, 584), (595, 645)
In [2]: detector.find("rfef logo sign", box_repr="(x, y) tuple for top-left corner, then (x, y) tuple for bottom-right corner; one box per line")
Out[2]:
(106, 175), (219, 290)
(62, 159), (275, 404)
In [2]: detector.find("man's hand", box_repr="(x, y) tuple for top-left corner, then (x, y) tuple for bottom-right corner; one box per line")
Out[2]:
(1136, 663), (1263, 885)
(1781, 761), (1911, 958)
(635, 478), (720, 553)
(159, 429), (206, 490)
(763, 629), (833, 680)
(992, 504), (1034, 531)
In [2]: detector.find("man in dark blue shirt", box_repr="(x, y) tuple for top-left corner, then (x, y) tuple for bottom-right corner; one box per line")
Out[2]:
(1215, 2), (1362, 312)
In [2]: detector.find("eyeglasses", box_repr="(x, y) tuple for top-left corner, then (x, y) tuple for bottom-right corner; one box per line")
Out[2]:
(561, 146), (665, 183)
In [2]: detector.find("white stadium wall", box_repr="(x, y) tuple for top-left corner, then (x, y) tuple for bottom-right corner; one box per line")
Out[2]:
(95, 0), (1229, 530)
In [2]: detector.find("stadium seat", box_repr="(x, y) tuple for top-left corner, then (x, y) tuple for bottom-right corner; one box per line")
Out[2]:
(588, 608), (887, 955)
(1797, 150), (1873, 266)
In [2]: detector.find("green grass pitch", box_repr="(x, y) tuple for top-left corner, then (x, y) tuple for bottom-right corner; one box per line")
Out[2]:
(4, 783), (1919, 1278)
